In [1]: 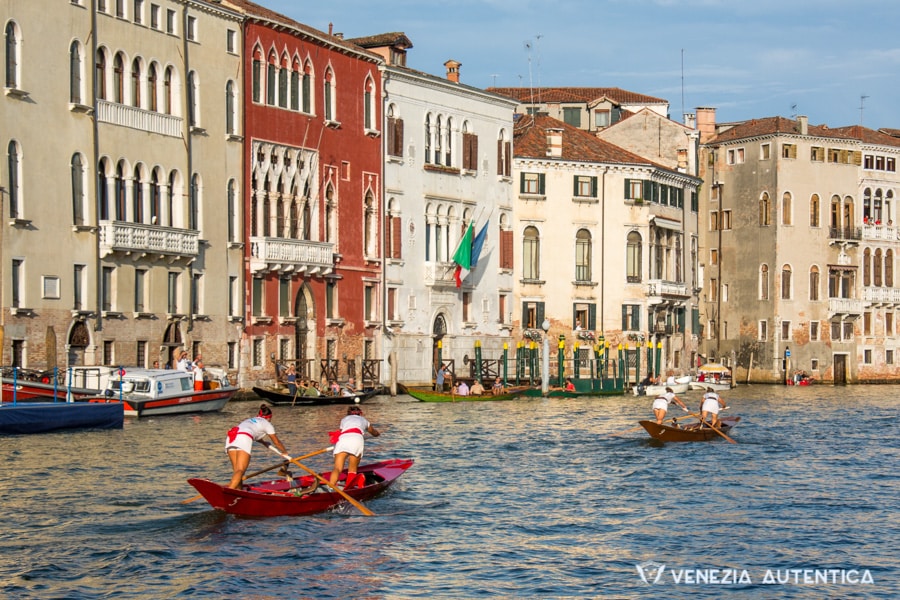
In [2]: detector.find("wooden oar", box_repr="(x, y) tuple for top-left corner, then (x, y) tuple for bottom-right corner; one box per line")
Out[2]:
(687, 412), (737, 444)
(181, 445), (333, 504)
(611, 412), (699, 436)
(265, 445), (375, 517)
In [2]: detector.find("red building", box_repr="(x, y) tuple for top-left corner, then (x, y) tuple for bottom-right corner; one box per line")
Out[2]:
(227, 1), (383, 387)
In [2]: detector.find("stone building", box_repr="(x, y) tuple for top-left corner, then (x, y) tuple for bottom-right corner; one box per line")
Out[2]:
(698, 108), (900, 383)
(1, 0), (243, 375)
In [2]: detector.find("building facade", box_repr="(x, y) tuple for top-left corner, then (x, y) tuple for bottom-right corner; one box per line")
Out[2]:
(1, 0), (243, 375)
(698, 109), (900, 383)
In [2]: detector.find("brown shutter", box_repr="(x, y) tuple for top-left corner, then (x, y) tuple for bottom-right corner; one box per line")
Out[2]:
(395, 118), (404, 157)
(497, 140), (503, 175)
(392, 216), (402, 258)
(500, 228), (514, 269)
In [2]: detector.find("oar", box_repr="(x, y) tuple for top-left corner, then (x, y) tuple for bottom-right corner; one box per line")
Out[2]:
(611, 413), (700, 436)
(265, 445), (375, 517)
(181, 445), (333, 504)
(687, 412), (737, 444)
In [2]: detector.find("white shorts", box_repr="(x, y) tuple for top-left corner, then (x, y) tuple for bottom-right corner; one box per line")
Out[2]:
(702, 399), (720, 414)
(334, 432), (365, 457)
(225, 431), (254, 454)
(652, 398), (669, 411)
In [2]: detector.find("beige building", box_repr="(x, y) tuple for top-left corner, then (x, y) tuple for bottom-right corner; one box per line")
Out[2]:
(1, 0), (244, 377)
(513, 114), (701, 380)
(698, 109), (900, 383)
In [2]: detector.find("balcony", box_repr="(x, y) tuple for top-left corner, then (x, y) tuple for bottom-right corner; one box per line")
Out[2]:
(861, 223), (900, 242)
(424, 262), (458, 287)
(96, 99), (183, 138)
(249, 237), (334, 275)
(862, 286), (900, 307)
(828, 297), (866, 317)
(646, 279), (690, 304)
(829, 226), (862, 244)
(99, 221), (199, 261)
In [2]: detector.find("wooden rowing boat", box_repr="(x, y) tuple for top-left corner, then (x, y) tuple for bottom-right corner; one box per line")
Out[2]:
(252, 385), (382, 406)
(400, 384), (530, 402)
(638, 416), (741, 442)
(187, 458), (414, 517)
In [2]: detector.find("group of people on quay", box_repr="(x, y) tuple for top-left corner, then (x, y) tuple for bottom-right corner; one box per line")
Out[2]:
(280, 364), (359, 398)
(224, 403), (380, 492)
(436, 363), (509, 396)
(651, 386), (728, 428)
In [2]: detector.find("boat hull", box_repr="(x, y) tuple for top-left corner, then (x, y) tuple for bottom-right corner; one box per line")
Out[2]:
(252, 386), (381, 406)
(633, 381), (690, 396)
(187, 458), (414, 517)
(639, 416), (740, 442)
(88, 387), (236, 417)
(402, 385), (529, 402)
(0, 401), (123, 434)
(689, 381), (733, 391)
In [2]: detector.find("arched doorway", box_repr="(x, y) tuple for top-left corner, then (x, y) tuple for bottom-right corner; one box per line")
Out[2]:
(163, 322), (183, 368)
(67, 321), (90, 366)
(431, 314), (447, 378)
(293, 284), (312, 378)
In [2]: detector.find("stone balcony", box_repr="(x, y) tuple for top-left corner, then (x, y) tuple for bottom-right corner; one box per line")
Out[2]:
(646, 279), (690, 304)
(249, 237), (334, 275)
(98, 221), (199, 261)
(862, 286), (900, 306)
(828, 297), (866, 316)
(861, 223), (900, 242)
(424, 261), (458, 287)
(96, 99), (183, 138)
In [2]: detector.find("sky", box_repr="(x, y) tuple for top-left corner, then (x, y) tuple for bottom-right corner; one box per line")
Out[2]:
(263, 0), (900, 130)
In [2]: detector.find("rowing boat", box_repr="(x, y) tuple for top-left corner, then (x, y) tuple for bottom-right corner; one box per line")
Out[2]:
(638, 416), (741, 442)
(187, 458), (414, 517)
(401, 384), (530, 402)
(252, 385), (382, 406)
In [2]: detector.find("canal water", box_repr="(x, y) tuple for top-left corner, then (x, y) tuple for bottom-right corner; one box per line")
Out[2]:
(1, 384), (897, 598)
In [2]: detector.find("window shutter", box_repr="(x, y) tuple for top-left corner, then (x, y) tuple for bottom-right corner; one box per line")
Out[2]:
(395, 118), (404, 157)
(522, 302), (529, 327)
(624, 178), (631, 199)
(471, 135), (478, 170)
(621, 305), (628, 330)
(573, 176), (579, 196)
(392, 216), (402, 258)
(520, 172), (526, 194)
(536, 302), (545, 326)
(591, 176), (598, 198)
(643, 180), (651, 201)
(572, 304), (578, 328)
(501, 228), (513, 269)
(588, 304), (597, 330)
(504, 142), (511, 176)
(498, 140), (503, 175)
(538, 173), (545, 195)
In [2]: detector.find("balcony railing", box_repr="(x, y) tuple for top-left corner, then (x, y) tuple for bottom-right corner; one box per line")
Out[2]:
(249, 237), (334, 275)
(861, 223), (900, 242)
(424, 262), (458, 287)
(646, 279), (689, 298)
(96, 99), (183, 138)
(829, 226), (862, 242)
(828, 297), (866, 315)
(862, 286), (900, 305)
(99, 221), (199, 259)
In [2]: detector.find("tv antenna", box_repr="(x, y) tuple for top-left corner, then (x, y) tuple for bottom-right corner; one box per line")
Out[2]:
(859, 95), (869, 126)
(491, 74), (499, 87)
(790, 103), (798, 119)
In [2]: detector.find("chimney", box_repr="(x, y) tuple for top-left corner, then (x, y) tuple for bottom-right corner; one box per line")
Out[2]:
(545, 128), (563, 157)
(798, 115), (808, 135)
(444, 59), (461, 83)
(696, 107), (717, 144)
(683, 113), (696, 129)
(328, 22), (333, 36)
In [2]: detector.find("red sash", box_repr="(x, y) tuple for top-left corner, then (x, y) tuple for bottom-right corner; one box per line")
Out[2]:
(227, 427), (253, 444)
(329, 427), (363, 444)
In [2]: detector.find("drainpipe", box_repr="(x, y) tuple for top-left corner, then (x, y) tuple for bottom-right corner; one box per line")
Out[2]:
(379, 66), (389, 389)
(600, 167), (608, 324)
(183, 5), (194, 335)
(91, 0), (103, 338)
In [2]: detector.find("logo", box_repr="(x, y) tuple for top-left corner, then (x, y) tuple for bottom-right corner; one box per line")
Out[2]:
(636, 560), (666, 584)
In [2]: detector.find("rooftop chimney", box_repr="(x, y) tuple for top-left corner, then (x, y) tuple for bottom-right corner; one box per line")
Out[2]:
(696, 107), (717, 144)
(546, 128), (563, 157)
(444, 59), (461, 83)
(328, 22), (333, 36)
(798, 115), (808, 135)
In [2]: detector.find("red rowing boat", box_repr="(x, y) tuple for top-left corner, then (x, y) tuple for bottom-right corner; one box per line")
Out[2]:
(639, 416), (741, 442)
(187, 458), (414, 517)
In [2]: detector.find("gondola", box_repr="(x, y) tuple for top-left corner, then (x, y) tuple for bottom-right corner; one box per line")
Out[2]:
(638, 416), (741, 442)
(187, 458), (414, 517)
(252, 385), (382, 406)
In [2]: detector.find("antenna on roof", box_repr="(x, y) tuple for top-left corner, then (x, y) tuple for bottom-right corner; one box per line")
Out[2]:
(860, 95), (869, 126)
(680, 49), (685, 122)
(790, 103), (798, 119)
(524, 39), (534, 108)
(491, 74), (499, 87)
(535, 34), (542, 102)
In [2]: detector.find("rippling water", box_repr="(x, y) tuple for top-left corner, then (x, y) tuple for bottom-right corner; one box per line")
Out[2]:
(1, 384), (898, 598)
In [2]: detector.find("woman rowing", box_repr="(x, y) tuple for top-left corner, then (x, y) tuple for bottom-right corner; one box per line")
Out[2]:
(328, 405), (380, 490)
(652, 387), (688, 424)
(224, 404), (291, 490)
(700, 387), (727, 428)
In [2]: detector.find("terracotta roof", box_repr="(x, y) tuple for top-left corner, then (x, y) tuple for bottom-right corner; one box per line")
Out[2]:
(710, 116), (900, 148)
(513, 114), (660, 167)
(879, 128), (900, 139)
(488, 86), (667, 105)
(221, 0), (381, 60)
(346, 32), (413, 50)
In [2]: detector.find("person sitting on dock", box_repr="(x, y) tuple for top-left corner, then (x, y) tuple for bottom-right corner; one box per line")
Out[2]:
(491, 377), (507, 395)
(700, 387), (727, 428)
(470, 379), (485, 396)
(457, 381), (469, 396)
(652, 387), (688, 424)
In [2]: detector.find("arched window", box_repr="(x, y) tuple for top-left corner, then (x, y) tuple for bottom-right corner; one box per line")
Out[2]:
(69, 41), (83, 104)
(132, 164), (144, 223)
(227, 179), (237, 242)
(497, 129), (511, 177)
(95, 49), (107, 100)
(167, 170), (178, 227)
(278, 53), (288, 108)
(115, 160), (127, 220)
(113, 52), (125, 103)
(843, 196), (855, 229)
(97, 157), (110, 221)
(434, 116), (443, 166)
(131, 57), (141, 107)
(325, 184), (336, 243)
(302, 60), (312, 113)
(874, 248), (883, 287)
(781, 264), (792, 299)
(575, 229), (591, 282)
(809, 194), (820, 227)
(364, 76), (375, 130)
(150, 168), (161, 224)
(759, 192), (771, 226)
(364, 191), (377, 257)
(5, 21), (20, 89)
(164, 66), (173, 114)
(323, 67), (335, 121)
(863, 248), (872, 287)
(523, 226), (540, 280)
(267, 51), (277, 105)
(148, 63), (158, 111)
(444, 117), (452, 166)
(760, 264), (769, 300)
(187, 70), (198, 127)
(782, 191), (792, 225)
(290, 58), (300, 111)
(424, 114), (432, 164)
(809, 265), (819, 301)
(626, 231), (642, 283)
(225, 80), (236, 134)
(887, 249), (894, 287)
(251, 46), (262, 103)
(71, 153), (86, 226)
(830, 195), (841, 230)
(302, 195), (311, 240)
(189, 173), (200, 230)
(289, 197), (298, 238)
(262, 174), (271, 236)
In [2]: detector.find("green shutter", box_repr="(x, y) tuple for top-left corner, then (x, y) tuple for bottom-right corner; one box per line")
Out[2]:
(536, 302), (545, 326)
(572, 304), (578, 328)
(573, 176), (579, 196)
(520, 173), (526, 194)
(538, 173), (546, 195)
(624, 178), (631, 199)
(621, 305), (628, 330)
(643, 180), (651, 201)
(522, 302), (529, 327)
(588, 304), (597, 330)
(591, 176), (598, 198)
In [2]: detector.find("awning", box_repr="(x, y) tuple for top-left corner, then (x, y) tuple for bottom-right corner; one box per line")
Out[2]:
(651, 216), (682, 231)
